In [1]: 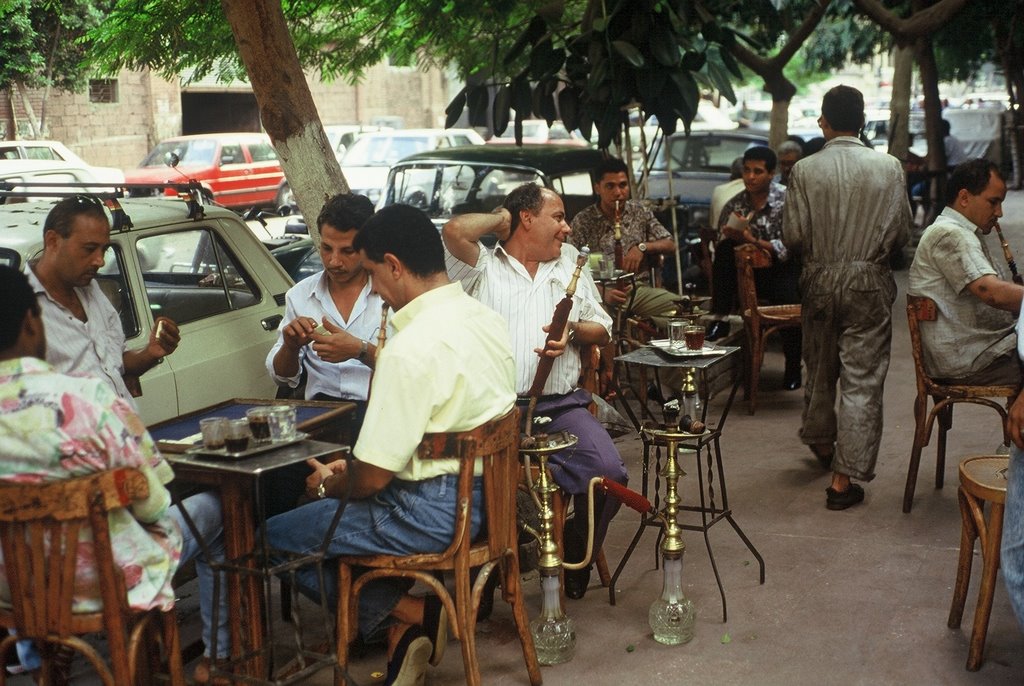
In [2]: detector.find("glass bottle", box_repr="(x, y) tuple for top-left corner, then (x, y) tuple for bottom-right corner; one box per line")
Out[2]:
(681, 369), (702, 424)
(530, 573), (576, 664)
(648, 554), (695, 645)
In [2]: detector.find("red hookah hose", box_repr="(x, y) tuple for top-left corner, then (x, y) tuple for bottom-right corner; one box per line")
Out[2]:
(600, 478), (653, 514)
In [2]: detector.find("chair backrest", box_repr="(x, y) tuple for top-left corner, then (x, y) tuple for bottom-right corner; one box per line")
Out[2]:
(0, 468), (148, 639)
(417, 408), (521, 561)
(734, 244), (771, 325)
(906, 294), (939, 395)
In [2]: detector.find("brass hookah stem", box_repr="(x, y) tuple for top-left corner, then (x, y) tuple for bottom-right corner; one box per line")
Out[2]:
(994, 222), (1024, 285)
(366, 302), (389, 400)
(524, 247), (590, 436)
(613, 199), (623, 270)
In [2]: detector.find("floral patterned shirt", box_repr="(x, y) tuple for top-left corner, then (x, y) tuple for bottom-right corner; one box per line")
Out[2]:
(570, 199), (671, 262)
(718, 181), (789, 260)
(0, 357), (181, 613)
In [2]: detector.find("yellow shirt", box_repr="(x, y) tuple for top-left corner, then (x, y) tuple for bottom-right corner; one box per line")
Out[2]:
(354, 283), (516, 481)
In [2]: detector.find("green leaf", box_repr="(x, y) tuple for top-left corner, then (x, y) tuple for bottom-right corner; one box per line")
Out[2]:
(529, 38), (565, 80)
(669, 70), (699, 120)
(492, 84), (512, 137)
(557, 87), (580, 131)
(444, 87), (467, 129)
(722, 633), (731, 644)
(534, 78), (558, 125)
(650, 21), (681, 67)
(636, 68), (667, 104)
(611, 40), (645, 68)
(503, 15), (547, 66)
(511, 75), (533, 116)
(467, 85), (490, 126)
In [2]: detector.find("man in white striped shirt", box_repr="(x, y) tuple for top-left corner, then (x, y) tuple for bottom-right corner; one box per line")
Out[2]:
(442, 182), (628, 600)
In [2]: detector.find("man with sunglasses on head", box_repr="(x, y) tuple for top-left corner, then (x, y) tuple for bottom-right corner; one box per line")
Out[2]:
(25, 195), (180, 404)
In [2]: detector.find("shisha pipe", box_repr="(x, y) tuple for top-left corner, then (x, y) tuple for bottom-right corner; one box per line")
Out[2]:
(613, 200), (624, 270)
(993, 222), (1024, 285)
(522, 247), (590, 437)
(366, 302), (389, 400)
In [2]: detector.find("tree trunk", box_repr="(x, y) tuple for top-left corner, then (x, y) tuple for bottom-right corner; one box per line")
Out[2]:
(888, 43), (914, 160)
(764, 74), (796, 150)
(221, 0), (348, 244)
(995, 15), (1024, 188)
(3, 90), (15, 140)
(915, 35), (945, 226)
(14, 82), (41, 138)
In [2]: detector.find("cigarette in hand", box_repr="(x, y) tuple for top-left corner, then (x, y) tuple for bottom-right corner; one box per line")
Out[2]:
(155, 320), (165, 341)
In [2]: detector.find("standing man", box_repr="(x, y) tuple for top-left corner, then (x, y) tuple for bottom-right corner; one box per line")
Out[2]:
(266, 205), (517, 685)
(443, 182), (629, 599)
(782, 85), (911, 510)
(0, 266), (229, 686)
(908, 159), (1020, 385)
(775, 140), (803, 186)
(570, 157), (679, 326)
(267, 193), (383, 428)
(27, 195), (179, 405)
(705, 146), (801, 388)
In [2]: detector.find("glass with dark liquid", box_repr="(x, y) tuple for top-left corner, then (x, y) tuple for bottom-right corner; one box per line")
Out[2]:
(683, 325), (705, 351)
(225, 419), (251, 453)
(246, 407), (272, 444)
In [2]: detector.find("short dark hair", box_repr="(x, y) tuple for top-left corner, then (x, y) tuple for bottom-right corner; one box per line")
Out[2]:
(316, 193), (375, 233)
(821, 85), (865, 134)
(0, 266), (39, 352)
(503, 182), (547, 237)
(590, 157), (629, 185)
(946, 158), (1002, 205)
(354, 204), (444, 277)
(43, 195), (108, 240)
(743, 146), (777, 172)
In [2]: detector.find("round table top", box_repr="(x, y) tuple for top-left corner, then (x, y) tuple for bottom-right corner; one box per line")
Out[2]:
(959, 455), (1009, 503)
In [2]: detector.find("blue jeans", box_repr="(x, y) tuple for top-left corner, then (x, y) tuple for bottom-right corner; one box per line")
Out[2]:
(1002, 445), (1024, 628)
(265, 475), (482, 642)
(14, 491), (229, 669)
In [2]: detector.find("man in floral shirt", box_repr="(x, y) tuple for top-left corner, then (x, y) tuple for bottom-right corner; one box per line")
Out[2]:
(0, 266), (229, 684)
(706, 145), (802, 390)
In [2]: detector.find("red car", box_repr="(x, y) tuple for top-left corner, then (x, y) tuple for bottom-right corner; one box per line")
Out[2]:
(124, 133), (284, 209)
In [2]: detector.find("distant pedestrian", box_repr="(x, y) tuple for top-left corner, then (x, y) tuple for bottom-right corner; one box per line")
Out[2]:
(782, 85), (912, 510)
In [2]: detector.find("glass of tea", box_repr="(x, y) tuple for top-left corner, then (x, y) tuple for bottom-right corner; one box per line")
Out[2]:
(225, 419), (251, 453)
(199, 417), (227, 450)
(684, 325), (705, 351)
(246, 407), (273, 444)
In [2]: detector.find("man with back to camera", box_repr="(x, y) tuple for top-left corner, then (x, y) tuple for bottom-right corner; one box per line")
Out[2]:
(908, 159), (1021, 387)
(442, 182), (629, 600)
(0, 265), (230, 685)
(27, 195), (180, 405)
(265, 204), (518, 686)
(782, 84), (911, 511)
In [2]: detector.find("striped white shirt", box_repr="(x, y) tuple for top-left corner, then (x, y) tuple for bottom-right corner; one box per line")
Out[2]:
(446, 241), (612, 396)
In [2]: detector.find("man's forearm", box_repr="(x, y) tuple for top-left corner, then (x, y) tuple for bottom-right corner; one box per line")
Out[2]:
(570, 320), (610, 346)
(272, 343), (302, 379)
(442, 211), (508, 265)
(122, 348), (162, 377)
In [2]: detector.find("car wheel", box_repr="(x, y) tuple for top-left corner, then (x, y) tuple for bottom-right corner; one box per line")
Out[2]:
(276, 182), (295, 208)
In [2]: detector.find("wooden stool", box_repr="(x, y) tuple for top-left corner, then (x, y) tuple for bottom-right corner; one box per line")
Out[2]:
(947, 455), (1009, 671)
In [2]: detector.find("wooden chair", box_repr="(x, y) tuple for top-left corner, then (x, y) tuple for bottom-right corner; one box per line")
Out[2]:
(733, 244), (801, 415)
(0, 468), (185, 686)
(948, 455), (1008, 671)
(903, 295), (1017, 513)
(335, 408), (540, 686)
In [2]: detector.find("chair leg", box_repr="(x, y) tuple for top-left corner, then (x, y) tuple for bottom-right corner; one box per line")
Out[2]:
(455, 561), (482, 686)
(936, 404), (953, 490)
(162, 610), (186, 686)
(335, 563), (354, 686)
(948, 487), (977, 629)
(967, 501), (1004, 671)
(748, 331), (764, 415)
(596, 547), (611, 587)
(503, 555), (543, 686)
(903, 398), (933, 513)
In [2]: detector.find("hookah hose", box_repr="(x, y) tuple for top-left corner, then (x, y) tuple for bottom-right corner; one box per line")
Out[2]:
(613, 200), (623, 270)
(523, 247), (590, 436)
(994, 222), (1024, 285)
(366, 302), (389, 400)
(557, 477), (653, 571)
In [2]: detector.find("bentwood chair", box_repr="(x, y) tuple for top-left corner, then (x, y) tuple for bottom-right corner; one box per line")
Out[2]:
(734, 244), (801, 415)
(0, 468), (185, 686)
(334, 408), (541, 686)
(903, 295), (1018, 513)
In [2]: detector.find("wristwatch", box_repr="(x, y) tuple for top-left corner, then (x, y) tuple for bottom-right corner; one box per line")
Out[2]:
(356, 339), (369, 363)
(637, 242), (648, 253)
(316, 479), (327, 500)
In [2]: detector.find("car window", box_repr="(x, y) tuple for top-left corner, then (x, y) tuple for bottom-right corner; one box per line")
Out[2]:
(391, 166), (439, 211)
(142, 139), (217, 167)
(666, 136), (760, 173)
(451, 135), (474, 146)
(548, 124), (571, 140)
(25, 147), (59, 161)
(295, 250), (323, 282)
(96, 245), (140, 339)
(553, 172), (593, 196)
(344, 136), (431, 166)
(0, 248), (19, 269)
(137, 229), (260, 325)
(219, 144), (245, 166)
(247, 141), (278, 163)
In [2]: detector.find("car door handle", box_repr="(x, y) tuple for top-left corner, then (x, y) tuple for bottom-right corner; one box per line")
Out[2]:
(261, 314), (283, 331)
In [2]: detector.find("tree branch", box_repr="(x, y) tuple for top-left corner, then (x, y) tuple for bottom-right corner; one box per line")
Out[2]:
(852, 0), (970, 41)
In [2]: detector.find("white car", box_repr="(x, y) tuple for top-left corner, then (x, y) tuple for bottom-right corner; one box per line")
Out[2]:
(0, 160), (120, 201)
(0, 140), (125, 184)
(0, 193), (292, 426)
(340, 128), (485, 204)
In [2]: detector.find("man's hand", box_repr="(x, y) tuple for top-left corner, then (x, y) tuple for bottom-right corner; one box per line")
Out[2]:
(535, 323), (571, 359)
(310, 318), (362, 363)
(148, 317), (180, 358)
(492, 207), (512, 242)
(304, 457), (349, 499)
(622, 245), (644, 273)
(1009, 393), (1024, 450)
(602, 282), (633, 306)
(281, 316), (319, 350)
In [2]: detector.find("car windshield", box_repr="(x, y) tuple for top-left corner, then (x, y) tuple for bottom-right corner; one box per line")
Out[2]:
(492, 122), (546, 141)
(141, 139), (217, 167)
(343, 135), (433, 167)
(388, 163), (543, 219)
(651, 135), (762, 173)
